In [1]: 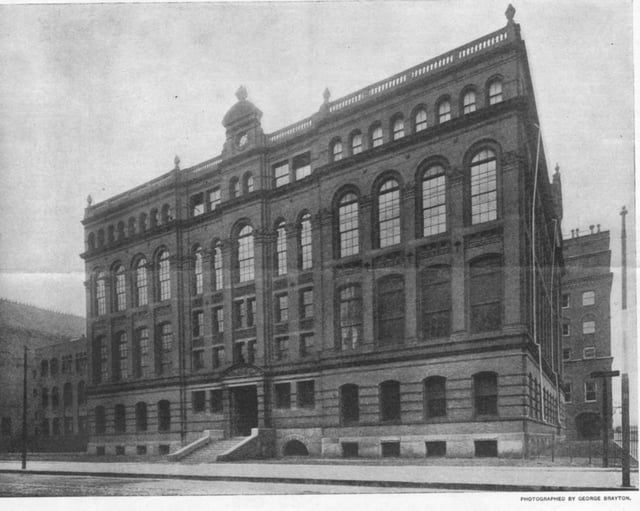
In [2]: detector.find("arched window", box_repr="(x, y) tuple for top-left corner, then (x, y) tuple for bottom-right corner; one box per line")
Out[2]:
(139, 212), (147, 233)
(488, 78), (503, 105)
(337, 284), (362, 350)
(337, 192), (359, 257)
(437, 98), (451, 123)
(193, 246), (203, 295)
(114, 265), (126, 311)
(299, 213), (312, 270)
(117, 221), (125, 241)
(237, 225), (255, 282)
(51, 386), (59, 408)
(134, 327), (150, 378)
(135, 402), (148, 432)
(158, 323), (173, 375)
(474, 372), (498, 416)
(212, 241), (223, 291)
(114, 404), (126, 433)
(150, 208), (159, 229)
(331, 138), (343, 162)
(94, 406), (106, 434)
(128, 217), (136, 237)
(470, 255), (502, 332)
(424, 376), (446, 418)
(275, 221), (287, 276)
(97, 229), (105, 248)
(391, 116), (404, 140)
(107, 226), (115, 244)
(157, 250), (171, 301)
(243, 173), (254, 194)
(115, 332), (129, 381)
(161, 204), (172, 224)
(40, 359), (48, 377)
(340, 384), (359, 424)
(158, 400), (171, 432)
(230, 177), (240, 199)
(414, 107), (428, 132)
(377, 275), (405, 345)
(95, 271), (107, 316)
(377, 178), (401, 247)
(63, 382), (72, 408)
(135, 258), (148, 306)
(77, 381), (86, 405)
(380, 380), (401, 422)
(421, 265), (451, 339)
(371, 124), (383, 148)
(50, 358), (59, 376)
(421, 165), (447, 236)
(88, 232), (96, 251)
(462, 89), (476, 114)
(470, 149), (498, 224)
(350, 131), (363, 155)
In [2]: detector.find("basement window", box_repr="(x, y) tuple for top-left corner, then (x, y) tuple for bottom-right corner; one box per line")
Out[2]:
(474, 440), (498, 457)
(381, 441), (401, 457)
(426, 441), (446, 457)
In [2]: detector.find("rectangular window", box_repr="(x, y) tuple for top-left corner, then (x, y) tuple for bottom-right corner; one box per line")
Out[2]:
(426, 441), (446, 457)
(274, 161), (290, 187)
(192, 349), (204, 370)
(582, 291), (595, 306)
(276, 337), (289, 361)
(159, 323), (173, 375)
(276, 294), (288, 323)
(212, 346), (224, 368)
(208, 188), (221, 211)
(297, 380), (315, 408)
(338, 285), (362, 350)
(234, 300), (246, 329)
(213, 306), (224, 334)
(233, 342), (245, 364)
(377, 276), (405, 345)
(421, 266), (451, 339)
(192, 310), (204, 338)
(191, 193), (204, 217)
(75, 352), (87, 374)
(563, 348), (571, 361)
(470, 257), (502, 333)
(342, 442), (359, 458)
(582, 320), (595, 335)
(64, 417), (74, 435)
(381, 441), (400, 457)
(564, 383), (572, 403)
(561, 293), (570, 308)
(583, 347), (596, 359)
(293, 152), (311, 181)
(275, 382), (291, 409)
(474, 440), (498, 457)
(470, 151), (497, 224)
(61, 355), (72, 374)
(300, 333), (314, 357)
(136, 328), (151, 378)
(247, 298), (256, 327)
(210, 389), (223, 413)
(192, 390), (206, 412)
(584, 381), (597, 402)
(247, 340), (256, 364)
(422, 172), (447, 236)
(562, 323), (570, 336)
(300, 289), (314, 319)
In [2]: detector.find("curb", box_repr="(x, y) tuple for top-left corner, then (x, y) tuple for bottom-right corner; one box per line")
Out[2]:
(0, 468), (636, 492)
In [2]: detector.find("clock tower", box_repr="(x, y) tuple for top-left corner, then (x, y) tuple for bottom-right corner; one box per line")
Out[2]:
(221, 86), (265, 159)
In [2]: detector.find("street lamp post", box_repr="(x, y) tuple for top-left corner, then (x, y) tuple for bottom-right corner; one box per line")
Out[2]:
(590, 370), (620, 468)
(22, 345), (27, 470)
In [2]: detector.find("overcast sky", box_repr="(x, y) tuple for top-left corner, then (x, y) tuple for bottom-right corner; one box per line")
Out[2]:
(0, 1), (636, 394)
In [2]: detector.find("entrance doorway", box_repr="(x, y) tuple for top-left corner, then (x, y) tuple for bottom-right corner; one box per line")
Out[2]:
(230, 385), (258, 437)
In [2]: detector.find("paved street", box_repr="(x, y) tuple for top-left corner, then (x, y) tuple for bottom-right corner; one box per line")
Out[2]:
(0, 473), (445, 496)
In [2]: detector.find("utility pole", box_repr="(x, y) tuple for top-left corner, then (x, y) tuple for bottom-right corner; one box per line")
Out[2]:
(591, 370), (619, 468)
(21, 345), (27, 470)
(620, 205), (631, 486)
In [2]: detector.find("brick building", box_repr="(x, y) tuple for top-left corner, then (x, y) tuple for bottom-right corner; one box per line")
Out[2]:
(561, 227), (613, 440)
(81, 6), (564, 459)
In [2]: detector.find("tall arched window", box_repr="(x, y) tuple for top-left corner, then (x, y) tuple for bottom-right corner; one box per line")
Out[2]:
(488, 78), (503, 104)
(212, 241), (223, 291)
(150, 208), (159, 229)
(380, 380), (401, 422)
(421, 265), (451, 339)
(371, 124), (383, 148)
(115, 332), (129, 381)
(424, 376), (447, 418)
(331, 139), (343, 162)
(135, 402), (148, 432)
(158, 250), (171, 301)
(243, 173), (254, 194)
(88, 232), (96, 251)
(134, 327), (150, 378)
(470, 149), (497, 224)
(337, 192), (359, 257)
(107, 227), (114, 246)
(377, 178), (401, 248)
(161, 204), (172, 223)
(275, 221), (287, 276)
(237, 225), (255, 282)
(128, 217), (136, 237)
(193, 246), (203, 295)
(95, 272), (107, 316)
(421, 165), (447, 236)
(299, 213), (312, 270)
(391, 116), (404, 140)
(414, 107), (428, 132)
(95, 406), (106, 434)
(340, 384), (359, 424)
(377, 275), (405, 345)
(337, 284), (362, 350)
(462, 89), (477, 114)
(114, 404), (126, 433)
(135, 258), (148, 306)
(470, 255), (502, 332)
(474, 372), (498, 416)
(230, 177), (240, 199)
(437, 98), (451, 123)
(97, 229), (105, 248)
(158, 400), (171, 432)
(139, 212), (147, 233)
(117, 221), (125, 240)
(114, 265), (126, 311)
(350, 131), (363, 155)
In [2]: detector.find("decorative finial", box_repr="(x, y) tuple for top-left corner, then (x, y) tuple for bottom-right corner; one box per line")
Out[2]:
(505, 3), (516, 23)
(86, 194), (93, 207)
(323, 87), (331, 103)
(236, 85), (248, 102)
(621, 205), (628, 216)
(174, 155), (180, 170)
(555, 163), (560, 173)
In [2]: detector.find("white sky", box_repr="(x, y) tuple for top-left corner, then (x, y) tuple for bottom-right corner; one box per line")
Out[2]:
(0, 1), (636, 411)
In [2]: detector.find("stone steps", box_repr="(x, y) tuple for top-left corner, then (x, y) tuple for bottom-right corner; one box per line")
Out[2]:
(180, 437), (247, 463)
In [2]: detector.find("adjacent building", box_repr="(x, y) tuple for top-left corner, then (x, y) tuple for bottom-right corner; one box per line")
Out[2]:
(561, 226), (613, 440)
(81, 6), (565, 459)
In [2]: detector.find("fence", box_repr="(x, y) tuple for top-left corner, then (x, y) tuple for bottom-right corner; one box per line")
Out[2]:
(614, 425), (638, 462)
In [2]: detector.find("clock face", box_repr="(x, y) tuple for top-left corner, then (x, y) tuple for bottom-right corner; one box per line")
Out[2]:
(237, 132), (248, 148)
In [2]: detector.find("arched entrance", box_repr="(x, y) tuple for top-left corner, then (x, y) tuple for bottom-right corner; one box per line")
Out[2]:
(283, 439), (309, 457)
(575, 412), (601, 439)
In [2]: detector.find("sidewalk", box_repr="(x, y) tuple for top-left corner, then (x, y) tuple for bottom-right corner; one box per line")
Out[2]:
(0, 460), (637, 491)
